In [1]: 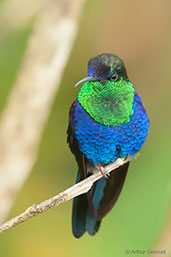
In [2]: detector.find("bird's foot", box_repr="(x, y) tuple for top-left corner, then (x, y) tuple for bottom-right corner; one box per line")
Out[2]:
(96, 164), (110, 179)
(124, 155), (129, 161)
(124, 154), (132, 161)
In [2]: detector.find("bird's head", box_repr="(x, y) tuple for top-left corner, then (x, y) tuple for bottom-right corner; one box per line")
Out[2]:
(75, 53), (135, 126)
(75, 53), (129, 87)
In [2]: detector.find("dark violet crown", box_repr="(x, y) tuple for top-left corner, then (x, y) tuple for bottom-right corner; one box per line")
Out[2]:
(87, 53), (128, 80)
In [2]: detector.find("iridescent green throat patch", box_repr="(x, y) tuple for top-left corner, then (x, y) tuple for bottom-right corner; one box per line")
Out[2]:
(78, 79), (135, 126)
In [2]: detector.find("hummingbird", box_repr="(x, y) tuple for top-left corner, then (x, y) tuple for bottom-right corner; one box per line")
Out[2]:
(67, 53), (150, 238)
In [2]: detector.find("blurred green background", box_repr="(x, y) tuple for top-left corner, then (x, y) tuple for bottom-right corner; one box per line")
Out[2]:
(0, 0), (171, 256)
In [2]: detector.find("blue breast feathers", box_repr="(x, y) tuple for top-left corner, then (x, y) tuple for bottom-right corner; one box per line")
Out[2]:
(73, 92), (150, 164)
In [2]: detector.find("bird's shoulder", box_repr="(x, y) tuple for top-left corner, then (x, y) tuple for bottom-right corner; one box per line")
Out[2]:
(67, 98), (77, 153)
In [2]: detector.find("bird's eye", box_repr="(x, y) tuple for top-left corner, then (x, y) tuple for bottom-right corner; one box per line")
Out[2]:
(110, 73), (119, 82)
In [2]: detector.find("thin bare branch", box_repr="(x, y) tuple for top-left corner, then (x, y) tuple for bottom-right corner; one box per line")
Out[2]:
(0, 156), (132, 233)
